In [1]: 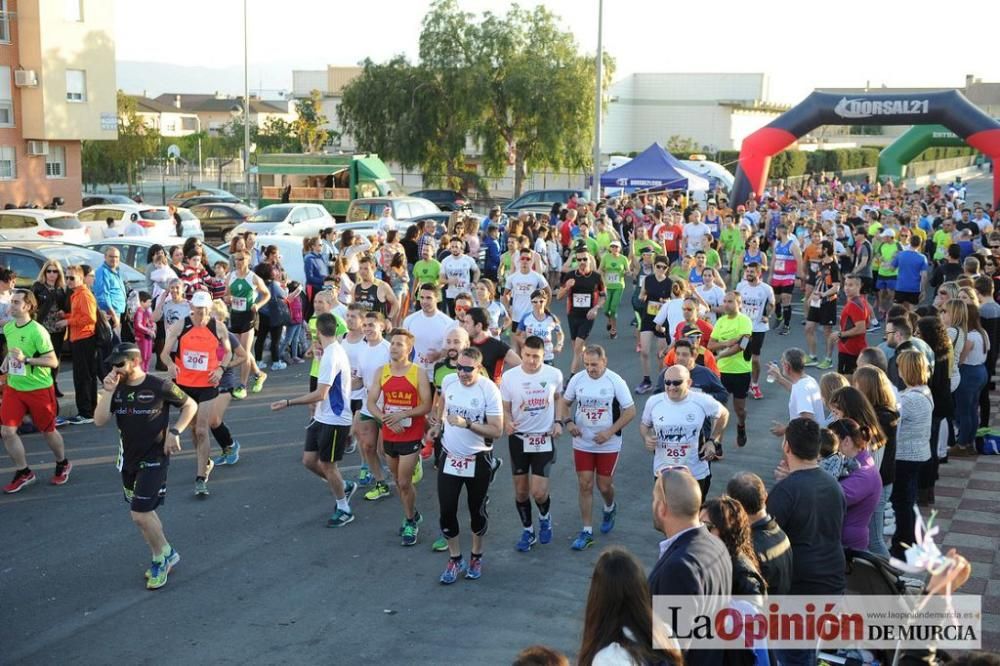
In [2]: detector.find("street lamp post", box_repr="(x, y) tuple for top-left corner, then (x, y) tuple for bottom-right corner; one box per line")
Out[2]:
(591, 0), (604, 203)
(243, 0), (251, 202)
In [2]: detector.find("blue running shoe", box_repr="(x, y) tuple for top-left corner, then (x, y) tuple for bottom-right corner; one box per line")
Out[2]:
(600, 505), (617, 534)
(356, 465), (373, 486)
(571, 530), (594, 551)
(326, 509), (354, 528)
(343, 480), (358, 505)
(538, 517), (552, 544)
(465, 557), (482, 580)
(515, 530), (537, 552)
(224, 441), (240, 465)
(440, 557), (466, 585)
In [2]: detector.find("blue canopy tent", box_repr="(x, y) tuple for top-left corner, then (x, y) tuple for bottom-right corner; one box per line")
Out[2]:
(600, 143), (710, 192)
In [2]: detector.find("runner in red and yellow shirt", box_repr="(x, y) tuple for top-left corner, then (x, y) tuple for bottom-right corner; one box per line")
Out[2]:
(367, 328), (432, 547)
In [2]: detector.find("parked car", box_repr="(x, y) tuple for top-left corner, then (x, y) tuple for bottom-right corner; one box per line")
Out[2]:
(167, 188), (239, 207)
(85, 237), (230, 275)
(252, 235), (306, 285)
(503, 188), (586, 215)
(406, 189), (469, 212)
(406, 212), (451, 237)
(187, 202), (256, 242)
(330, 220), (417, 253)
(346, 197), (439, 223)
(81, 194), (136, 207)
(0, 241), (146, 292)
(173, 194), (244, 209)
(76, 204), (203, 240)
(0, 209), (89, 243)
(226, 203), (334, 241)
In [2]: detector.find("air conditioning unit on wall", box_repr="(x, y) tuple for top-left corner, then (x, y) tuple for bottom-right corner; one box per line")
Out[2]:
(14, 70), (38, 87)
(27, 140), (49, 156)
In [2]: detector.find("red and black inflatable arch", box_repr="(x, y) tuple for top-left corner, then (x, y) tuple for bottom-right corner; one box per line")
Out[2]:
(731, 90), (1000, 208)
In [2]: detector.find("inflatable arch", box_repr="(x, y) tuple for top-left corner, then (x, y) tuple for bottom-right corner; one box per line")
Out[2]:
(878, 124), (984, 182)
(731, 91), (1000, 208)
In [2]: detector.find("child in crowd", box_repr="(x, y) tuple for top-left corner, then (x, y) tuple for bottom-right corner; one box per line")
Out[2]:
(133, 291), (155, 371)
(283, 281), (306, 364)
(818, 427), (857, 480)
(208, 261), (229, 300)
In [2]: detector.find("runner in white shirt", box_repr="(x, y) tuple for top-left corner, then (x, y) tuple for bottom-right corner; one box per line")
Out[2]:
(640, 364), (729, 498)
(433, 347), (503, 584)
(402, 284), (457, 376)
(696, 267), (726, 323)
(515, 290), (564, 363)
(682, 212), (711, 256)
(354, 311), (393, 502)
(440, 239), (480, 317)
(557, 345), (636, 551)
(736, 263), (776, 400)
(270, 314), (357, 527)
(499, 336), (564, 552)
(504, 250), (549, 324)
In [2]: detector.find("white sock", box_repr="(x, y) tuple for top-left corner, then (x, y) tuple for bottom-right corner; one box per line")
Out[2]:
(336, 497), (350, 512)
(582, 526), (593, 534)
(539, 513), (550, 521)
(604, 502), (615, 512)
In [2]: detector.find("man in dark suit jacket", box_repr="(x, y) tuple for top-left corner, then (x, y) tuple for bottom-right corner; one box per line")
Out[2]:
(650, 468), (732, 666)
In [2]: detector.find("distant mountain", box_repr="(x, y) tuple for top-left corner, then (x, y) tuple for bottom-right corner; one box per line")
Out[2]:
(116, 60), (299, 98)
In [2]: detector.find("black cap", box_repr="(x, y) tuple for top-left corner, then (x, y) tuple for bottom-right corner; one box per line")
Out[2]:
(105, 342), (141, 365)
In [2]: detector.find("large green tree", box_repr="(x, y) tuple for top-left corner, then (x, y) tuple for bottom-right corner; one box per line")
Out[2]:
(82, 91), (160, 192)
(338, 0), (612, 196)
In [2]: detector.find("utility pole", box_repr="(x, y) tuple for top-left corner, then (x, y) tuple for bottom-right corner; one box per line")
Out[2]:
(591, 0), (604, 202)
(243, 0), (251, 202)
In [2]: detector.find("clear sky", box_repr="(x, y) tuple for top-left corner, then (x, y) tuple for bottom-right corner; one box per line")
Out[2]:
(114, 0), (1000, 104)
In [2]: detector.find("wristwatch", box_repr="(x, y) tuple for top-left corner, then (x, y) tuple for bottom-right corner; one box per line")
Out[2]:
(168, 427), (181, 436)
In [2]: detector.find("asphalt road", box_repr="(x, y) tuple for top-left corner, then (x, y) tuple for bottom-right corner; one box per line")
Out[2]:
(2, 174), (994, 665)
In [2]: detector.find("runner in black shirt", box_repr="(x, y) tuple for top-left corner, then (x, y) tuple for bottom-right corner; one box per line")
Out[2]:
(94, 342), (197, 590)
(637, 256), (673, 393)
(557, 245), (605, 376)
(460, 307), (520, 382)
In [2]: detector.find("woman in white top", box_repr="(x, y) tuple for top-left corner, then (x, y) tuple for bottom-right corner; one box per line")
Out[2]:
(891, 350), (933, 559)
(577, 547), (681, 666)
(944, 301), (990, 453)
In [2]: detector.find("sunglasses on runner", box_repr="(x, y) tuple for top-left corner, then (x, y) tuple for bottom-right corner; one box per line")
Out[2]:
(663, 379), (685, 387)
(456, 363), (477, 373)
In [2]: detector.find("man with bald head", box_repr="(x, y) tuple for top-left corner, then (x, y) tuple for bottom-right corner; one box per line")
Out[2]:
(641, 364), (728, 496)
(649, 468), (731, 666)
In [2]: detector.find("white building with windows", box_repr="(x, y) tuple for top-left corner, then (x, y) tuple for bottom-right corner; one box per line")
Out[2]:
(602, 73), (786, 154)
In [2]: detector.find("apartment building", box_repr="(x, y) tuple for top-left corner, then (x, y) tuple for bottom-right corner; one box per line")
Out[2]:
(0, 0), (116, 209)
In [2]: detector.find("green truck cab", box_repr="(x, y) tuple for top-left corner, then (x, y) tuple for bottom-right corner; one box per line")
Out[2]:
(255, 153), (402, 220)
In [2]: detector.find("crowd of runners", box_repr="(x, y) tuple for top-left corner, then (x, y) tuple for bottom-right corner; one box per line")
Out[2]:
(2, 180), (996, 663)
